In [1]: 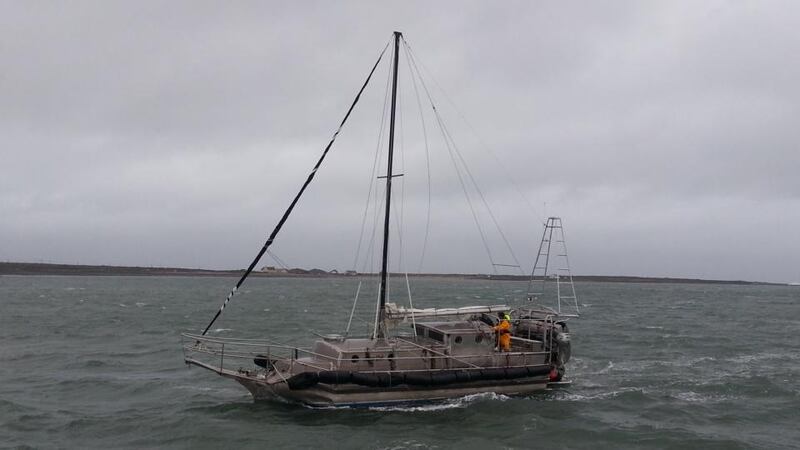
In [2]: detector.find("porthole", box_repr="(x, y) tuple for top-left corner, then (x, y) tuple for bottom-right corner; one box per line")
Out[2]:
(454, 336), (463, 344)
(475, 335), (483, 344)
(351, 355), (359, 363)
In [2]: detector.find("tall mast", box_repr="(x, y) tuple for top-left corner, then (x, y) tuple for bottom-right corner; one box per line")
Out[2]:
(376, 31), (402, 339)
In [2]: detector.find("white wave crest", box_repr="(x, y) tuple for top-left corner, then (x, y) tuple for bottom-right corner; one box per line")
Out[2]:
(727, 352), (795, 364)
(364, 392), (511, 412)
(596, 361), (614, 374)
(559, 386), (643, 401)
(674, 391), (737, 403)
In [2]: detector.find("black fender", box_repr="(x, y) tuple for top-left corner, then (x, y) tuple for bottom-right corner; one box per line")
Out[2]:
(286, 371), (320, 390)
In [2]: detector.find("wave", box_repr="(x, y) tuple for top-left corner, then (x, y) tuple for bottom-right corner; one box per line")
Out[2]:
(673, 391), (739, 404)
(315, 392), (512, 412)
(663, 355), (717, 368)
(727, 351), (798, 364)
(557, 386), (646, 402)
(0, 398), (36, 415)
(659, 333), (693, 339)
(595, 361), (614, 374)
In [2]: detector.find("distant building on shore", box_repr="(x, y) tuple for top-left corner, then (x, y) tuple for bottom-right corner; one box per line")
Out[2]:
(258, 266), (356, 276)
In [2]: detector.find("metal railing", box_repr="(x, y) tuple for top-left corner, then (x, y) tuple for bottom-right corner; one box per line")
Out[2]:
(181, 332), (554, 377)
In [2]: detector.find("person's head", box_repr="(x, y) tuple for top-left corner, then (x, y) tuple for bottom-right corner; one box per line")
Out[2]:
(497, 312), (505, 319)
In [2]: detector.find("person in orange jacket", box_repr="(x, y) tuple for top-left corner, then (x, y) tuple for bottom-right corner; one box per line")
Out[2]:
(494, 311), (511, 352)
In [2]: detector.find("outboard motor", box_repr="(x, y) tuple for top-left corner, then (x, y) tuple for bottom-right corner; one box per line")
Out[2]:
(555, 331), (571, 364)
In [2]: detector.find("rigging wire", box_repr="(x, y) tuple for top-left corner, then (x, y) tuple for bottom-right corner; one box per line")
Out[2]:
(435, 106), (499, 272)
(345, 50), (393, 335)
(396, 63), (417, 333)
(266, 248), (290, 270)
(398, 73), (406, 268)
(390, 189), (419, 336)
(436, 116), (525, 274)
(361, 177), (387, 280)
(395, 67), (416, 311)
(199, 39), (391, 336)
(404, 40), (525, 275)
(351, 184), (386, 336)
(402, 39), (544, 225)
(351, 54), (393, 272)
(401, 40), (433, 274)
(372, 37), (401, 340)
(403, 45), (498, 273)
(368, 57), (393, 283)
(345, 280), (361, 336)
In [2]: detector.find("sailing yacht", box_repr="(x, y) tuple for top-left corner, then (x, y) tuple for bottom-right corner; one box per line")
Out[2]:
(182, 32), (579, 408)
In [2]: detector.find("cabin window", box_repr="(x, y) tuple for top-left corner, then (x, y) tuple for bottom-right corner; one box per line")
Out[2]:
(415, 324), (426, 337)
(427, 330), (444, 342)
(475, 335), (483, 344)
(454, 336), (463, 344)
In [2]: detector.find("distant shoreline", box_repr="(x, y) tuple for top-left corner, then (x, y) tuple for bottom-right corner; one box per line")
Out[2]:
(0, 262), (779, 285)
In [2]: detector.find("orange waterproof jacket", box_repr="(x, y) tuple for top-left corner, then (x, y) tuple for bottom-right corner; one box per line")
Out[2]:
(494, 319), (511, 351)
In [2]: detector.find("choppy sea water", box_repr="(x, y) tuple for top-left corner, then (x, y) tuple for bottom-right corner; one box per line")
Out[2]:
(1, 275), (798, 449)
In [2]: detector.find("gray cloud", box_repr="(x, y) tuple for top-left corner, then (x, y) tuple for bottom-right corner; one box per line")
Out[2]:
(2, 1), (799, 282)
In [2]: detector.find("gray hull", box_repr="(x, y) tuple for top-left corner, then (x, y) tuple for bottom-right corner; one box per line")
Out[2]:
(183, 315), (572, 408)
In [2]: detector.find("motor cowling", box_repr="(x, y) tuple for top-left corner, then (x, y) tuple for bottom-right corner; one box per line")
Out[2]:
(555, 332), (571, 364)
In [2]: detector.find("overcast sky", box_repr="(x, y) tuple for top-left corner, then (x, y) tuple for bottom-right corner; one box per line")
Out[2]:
(2, 1), (799, 282)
